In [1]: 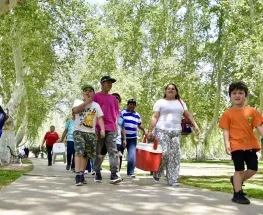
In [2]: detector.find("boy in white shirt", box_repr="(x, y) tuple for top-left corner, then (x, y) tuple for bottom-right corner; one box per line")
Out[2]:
(72, 84), (105, 186)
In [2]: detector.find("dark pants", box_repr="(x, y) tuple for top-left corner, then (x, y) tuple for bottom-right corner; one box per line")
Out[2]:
(117, 143), (125, 171)
(86, 158), (94, 172)
(67, 141), (75, 169)
(46, 145), (53, 165)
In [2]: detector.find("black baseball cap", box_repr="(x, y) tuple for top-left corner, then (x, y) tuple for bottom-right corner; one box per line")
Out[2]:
(100, 76), (116, 83)
(127, 99), (136, 105)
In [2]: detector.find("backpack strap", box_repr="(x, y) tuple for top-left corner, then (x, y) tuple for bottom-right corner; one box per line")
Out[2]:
(178, 99), (184, 110)
(178, 99), (187, 117)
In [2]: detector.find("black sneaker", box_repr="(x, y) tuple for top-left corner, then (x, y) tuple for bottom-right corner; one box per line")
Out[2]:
(80, 175), (87, 184)
(110, 173), (122, 184)
(94, 172), (102, 182)
(153, 176), (159, 183)
(66, 164), (70, 170)
(232, 190), (250, 204)
(75, 175), (82, 186)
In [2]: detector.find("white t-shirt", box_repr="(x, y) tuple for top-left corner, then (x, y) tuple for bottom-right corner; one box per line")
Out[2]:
(153, 99), (188, 131)
(73, 99), (103, 133)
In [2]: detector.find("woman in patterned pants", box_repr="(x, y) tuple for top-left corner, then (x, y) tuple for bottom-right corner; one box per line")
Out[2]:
(147, 84), (200, 186)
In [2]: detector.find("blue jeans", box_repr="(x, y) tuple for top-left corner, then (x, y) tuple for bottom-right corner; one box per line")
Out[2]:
(126, 138), (137, 175)
(67, 141), (75, 169)
(86, 158), (94, 172)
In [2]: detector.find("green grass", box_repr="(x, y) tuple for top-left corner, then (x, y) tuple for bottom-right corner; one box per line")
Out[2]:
(0, 168), (33, 190)
(0, 160), (33, 190)
(179, 175), (263, 200)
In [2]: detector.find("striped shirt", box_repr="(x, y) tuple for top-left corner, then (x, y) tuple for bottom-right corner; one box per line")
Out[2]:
(121, 108), (142, 139)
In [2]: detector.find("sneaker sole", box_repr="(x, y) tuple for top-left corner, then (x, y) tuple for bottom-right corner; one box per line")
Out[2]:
(232, 199), (250, 204)
(110, 178), (122, 184)
(94, 179), (102, 183)
(75, 183), (82, 186)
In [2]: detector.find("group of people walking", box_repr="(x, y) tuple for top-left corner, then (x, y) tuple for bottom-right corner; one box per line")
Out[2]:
(40, 78), (263, 205)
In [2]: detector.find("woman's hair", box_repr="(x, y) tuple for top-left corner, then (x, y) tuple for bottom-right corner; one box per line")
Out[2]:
(112, 93), (121, 103)
(163, 84), (180, 99)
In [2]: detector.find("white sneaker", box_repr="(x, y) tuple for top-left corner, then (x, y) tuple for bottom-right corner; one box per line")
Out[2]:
(84, 170), (88, 174)
(171, 181), (179, 186)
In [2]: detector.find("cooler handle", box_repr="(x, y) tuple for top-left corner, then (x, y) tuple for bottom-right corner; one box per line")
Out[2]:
(142, 136), (158, 150)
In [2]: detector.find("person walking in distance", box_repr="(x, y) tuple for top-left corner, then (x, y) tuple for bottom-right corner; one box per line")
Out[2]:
(41, 126), (60, 166)
(60, 113), (76, 172)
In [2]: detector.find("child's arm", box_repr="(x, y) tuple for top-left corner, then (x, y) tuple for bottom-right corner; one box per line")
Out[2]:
(72, 96), (92, 114)
(97, 116), (105, 138)
(256, 124), (263, 138)
(223, 129), (231, 155)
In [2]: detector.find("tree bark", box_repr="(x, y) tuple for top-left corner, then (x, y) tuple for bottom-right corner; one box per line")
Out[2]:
(0, 0), (20, 14)
(0, 41), (25, 164)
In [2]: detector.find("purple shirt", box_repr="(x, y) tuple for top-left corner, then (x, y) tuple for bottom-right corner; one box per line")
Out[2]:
(93, 92), (120, 132)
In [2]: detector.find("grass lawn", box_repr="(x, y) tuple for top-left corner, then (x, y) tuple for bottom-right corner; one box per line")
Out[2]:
(0, 159), (33, 190)
(179, 175), (263, 200)
(179, 160), (263, 200)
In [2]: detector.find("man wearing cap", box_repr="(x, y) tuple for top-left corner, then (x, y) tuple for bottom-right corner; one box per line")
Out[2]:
(93, 76), (122, 184)
(72, 84), (105, 186)
(121, 99), (146, 177)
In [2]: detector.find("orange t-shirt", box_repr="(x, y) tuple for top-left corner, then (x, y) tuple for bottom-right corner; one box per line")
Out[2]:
(219, 106), (263, 152)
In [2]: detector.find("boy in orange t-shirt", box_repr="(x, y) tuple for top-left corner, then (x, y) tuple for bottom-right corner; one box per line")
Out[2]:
(219, 82), (263, 205)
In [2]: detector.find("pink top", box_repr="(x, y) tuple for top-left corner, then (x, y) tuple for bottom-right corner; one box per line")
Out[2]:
(93, 92), (120, 132)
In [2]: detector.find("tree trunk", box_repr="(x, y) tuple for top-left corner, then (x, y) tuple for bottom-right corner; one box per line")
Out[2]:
(0, 41), (25, 163)
(0, 0), (20, 14)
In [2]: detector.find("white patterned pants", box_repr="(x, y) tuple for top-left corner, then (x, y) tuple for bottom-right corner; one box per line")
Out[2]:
(154, 128), (181, 185)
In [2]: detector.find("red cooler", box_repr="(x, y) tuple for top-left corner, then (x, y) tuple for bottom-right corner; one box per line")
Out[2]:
(136, 137), (162, 172)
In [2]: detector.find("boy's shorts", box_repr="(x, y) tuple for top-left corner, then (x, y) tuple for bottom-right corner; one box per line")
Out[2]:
(231, 149), (258, 171)
(74, 131), (97, 158)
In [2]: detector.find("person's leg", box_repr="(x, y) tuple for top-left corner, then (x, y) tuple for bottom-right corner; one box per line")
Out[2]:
(105, 131), (119, 174)
(231, 150), (245, 192)
(166, 130), (181, 186)
(46, 145), (53, 166)
(105, 131), (122, 183)
(126, 138), (137, 176)
(94, 134), (105, 173)
(117, 144), (123, 171)
(66, 141), (74, 170)
(73, 131), (86, 185)
(100, 144), (107, 167)
(243, 149), (258, 181)
(231, 150), (250, 204)
(90, 158), (94, 170)
(68, 141), (75, 169)
(86, 158), (91, 172)
(154, 129), (170, 181)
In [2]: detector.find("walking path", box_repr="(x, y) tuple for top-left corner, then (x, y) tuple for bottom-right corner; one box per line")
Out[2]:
(0, 158), (262, 215)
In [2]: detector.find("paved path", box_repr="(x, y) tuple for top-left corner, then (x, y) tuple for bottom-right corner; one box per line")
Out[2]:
(0, 158), (262, 215)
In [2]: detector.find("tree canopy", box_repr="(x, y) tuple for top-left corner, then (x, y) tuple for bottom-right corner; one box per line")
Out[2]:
(0, 0), (263, 161)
